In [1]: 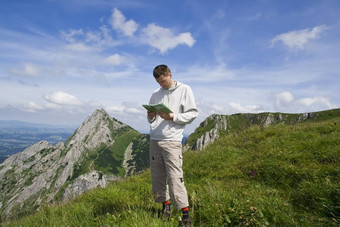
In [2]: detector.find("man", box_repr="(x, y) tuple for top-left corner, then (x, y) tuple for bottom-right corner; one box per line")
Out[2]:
(147, 64), (198, 226)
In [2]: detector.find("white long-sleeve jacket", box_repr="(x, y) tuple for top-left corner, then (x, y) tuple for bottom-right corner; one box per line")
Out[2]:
(148, 81), (198, 141)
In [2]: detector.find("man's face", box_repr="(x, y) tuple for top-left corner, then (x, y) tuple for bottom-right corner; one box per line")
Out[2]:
(156, 74), (173, 89)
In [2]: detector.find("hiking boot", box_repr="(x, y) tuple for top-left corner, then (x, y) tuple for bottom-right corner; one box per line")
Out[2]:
(179, 217), (192, 226)
(161, 208), (171, 219)
(161, 202), (171, 219)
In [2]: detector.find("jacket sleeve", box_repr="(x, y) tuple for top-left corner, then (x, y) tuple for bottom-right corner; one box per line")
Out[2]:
(172, 86), (198, 125)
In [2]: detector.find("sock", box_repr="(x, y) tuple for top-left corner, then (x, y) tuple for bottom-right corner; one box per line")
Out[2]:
(182, 207), (189, 219)
(163, 201), (171, 212)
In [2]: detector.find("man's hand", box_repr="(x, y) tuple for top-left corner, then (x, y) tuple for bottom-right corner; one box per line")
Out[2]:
(148, 111), (157, 119)
(159, 112), (173, 120)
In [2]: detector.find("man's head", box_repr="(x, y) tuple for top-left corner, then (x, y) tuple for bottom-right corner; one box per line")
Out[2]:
(153, 64), (174, 89)
(153, 64), (171, 78)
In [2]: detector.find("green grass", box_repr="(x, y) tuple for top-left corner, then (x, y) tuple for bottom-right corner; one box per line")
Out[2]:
(2, 117), (339, 226)
(70, 128), (140, 179)
(91, 128), (140, 176)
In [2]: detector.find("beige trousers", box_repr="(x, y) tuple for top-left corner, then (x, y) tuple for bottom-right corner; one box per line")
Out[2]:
(150, 140), (189, 210)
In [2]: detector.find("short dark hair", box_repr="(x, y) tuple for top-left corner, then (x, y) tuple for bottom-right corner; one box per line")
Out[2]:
(153, 64), (171, 78)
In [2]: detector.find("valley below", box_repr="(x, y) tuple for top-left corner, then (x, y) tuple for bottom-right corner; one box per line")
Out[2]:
(0, 121), (75, 164)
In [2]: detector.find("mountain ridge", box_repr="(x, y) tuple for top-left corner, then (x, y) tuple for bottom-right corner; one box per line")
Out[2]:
(185, 108), (340, 150)
(0, 109), (149, 220)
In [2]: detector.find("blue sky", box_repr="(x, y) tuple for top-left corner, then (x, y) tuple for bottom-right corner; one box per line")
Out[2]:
(1, 0), (339, 134)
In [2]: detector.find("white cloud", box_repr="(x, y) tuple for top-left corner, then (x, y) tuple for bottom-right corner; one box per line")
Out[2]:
(44, 102), (62, 111)
(274, 91), (336, 112)
(271, 25), (328, 49)
(125, 107), (142, 114)
(275, 91), (295, 109)
(11, 63), (40, 77)
(59, 8), (195, 55)
(61, 26), (117, 49)
(227, 102), (261, 113)
(106, 105), (125, 113)
(65, 42), (93, 51)
(85, 32), (101, 43)
(109, 8), (138, 37)
(104, 54), (125, 65)
(105, 102), (147, 132)
(98, 25), (118, 47)
(43, 91), (83, 106)
(106, 102), (143, 115)
(22, 101), (44, 112)
(142, 23), (195, 54)
(60, 29), (84, 43)
(196, 99), (262, 117)
(296, 97), (335, 109)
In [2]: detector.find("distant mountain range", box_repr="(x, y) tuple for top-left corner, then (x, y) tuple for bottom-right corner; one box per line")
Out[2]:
(0, 120), (74, 128)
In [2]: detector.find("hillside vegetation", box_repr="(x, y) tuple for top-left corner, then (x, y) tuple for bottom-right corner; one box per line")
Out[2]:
(2, 115), (339, 226)
(185, 108), (340, 150)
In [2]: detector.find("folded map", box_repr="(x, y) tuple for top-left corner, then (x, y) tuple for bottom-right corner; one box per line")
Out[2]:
(142, 103), (173, 113)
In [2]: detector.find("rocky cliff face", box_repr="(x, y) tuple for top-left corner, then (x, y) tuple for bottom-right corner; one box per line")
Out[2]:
(185, 109), (340, 151)
(0, 109), (149, 220)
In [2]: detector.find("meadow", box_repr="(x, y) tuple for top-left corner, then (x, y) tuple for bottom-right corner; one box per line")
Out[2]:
(2, 116), (339, 226)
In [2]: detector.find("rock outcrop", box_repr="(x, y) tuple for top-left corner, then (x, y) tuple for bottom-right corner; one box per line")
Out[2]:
(62, 170), (120, 202)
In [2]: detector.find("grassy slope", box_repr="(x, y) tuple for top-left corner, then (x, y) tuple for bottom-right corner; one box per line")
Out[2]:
(2, 117), (339, 226)
(71, 127), (140, 180)
(186, 109), (340, 149)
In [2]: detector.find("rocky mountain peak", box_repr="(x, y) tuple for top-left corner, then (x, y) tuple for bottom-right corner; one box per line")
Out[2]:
(67, 109), (125, 148)
(0, 108), (150, 220)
